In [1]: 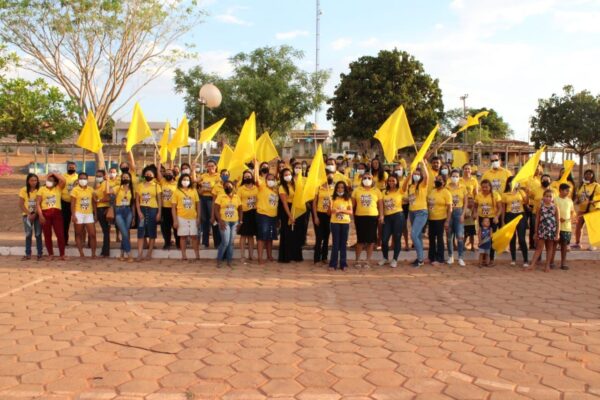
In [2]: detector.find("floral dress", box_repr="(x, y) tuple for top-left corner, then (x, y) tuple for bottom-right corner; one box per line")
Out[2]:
(537, 203), (557, 240)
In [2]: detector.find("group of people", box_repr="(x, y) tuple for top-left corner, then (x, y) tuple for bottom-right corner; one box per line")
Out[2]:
(19, 148), (596, 272)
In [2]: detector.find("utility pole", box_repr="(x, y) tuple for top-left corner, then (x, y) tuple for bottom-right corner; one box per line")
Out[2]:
(314, 0), (322, 154)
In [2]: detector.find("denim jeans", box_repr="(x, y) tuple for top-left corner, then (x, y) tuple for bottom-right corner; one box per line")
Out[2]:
(505, 212), (528, 262)
(137, 206), (158, 239)
(200, 196), (221, 247)
(97, 207), (111, 256)
(428, 219), (446, 263)
(23, 215), (42, 257)
(382, 212), (405, 261)
(115, 206), (133, 253)
(409, 210), (428, 262)
(330, 223), (349, 269)
(217, 221), (237, 262)
(447, 208), (465, 259)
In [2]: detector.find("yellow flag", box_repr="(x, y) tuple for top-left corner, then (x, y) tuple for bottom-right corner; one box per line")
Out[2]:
(125, 103), (152, 152)
(168, 117), (189, 155)
(158, 122), (170, 164)
(229, 112), (257, 181)
(256, 132), (279, 163)
(559, 160), (575, 183)
(199, 118), (226, 144)
(456, 110), (489, 133)
(217, 144), (234, 171)
(410, 124), (438, 171)
(292, 145), (327, 220)
(492, 214), (523, 252)
(76, 111), (103, 154)
(451, 150), (469, 169)
(512, 146), (546, 189)
(584, 211), (600, 247)
(374, 105), (415, 163)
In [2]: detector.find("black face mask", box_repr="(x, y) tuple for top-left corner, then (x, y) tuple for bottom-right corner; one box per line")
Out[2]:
(165, 175), (174, 181)
(260, 167), (269, 174)
(327, 177), (334, 185)
(224, 187), (233, 195)
(67, 169), (76, 175)
(541, 181), (550, 188)
(242, 178), (253, 185)
(121, 179), (130, 185)
(120, 167), (129, 174)
(145, 175), (154, 182)
(434, 180), (443, 188)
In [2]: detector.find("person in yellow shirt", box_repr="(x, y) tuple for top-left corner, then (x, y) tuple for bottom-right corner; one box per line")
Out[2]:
(37, 172), (67, 260)
(352, 162), (368, 190)
(157, 163), (179, 250)
(460, 164), (479, 198)
(474, 179), (502, 266)
(351, 172), (383, 268)
(61, 161), (79, 246)
(427, 175), (453, 265)
(198, 159), (220, 248)
(481, 154), (512, 194)
(255, 171), (279, 264)
(94, 170), (112, 257)
(325, 157), (351, 187)
(370, 158), (388, 191)
(380, 174), (405, 268)
(446, 170), (468, 266)
(19, 173), (43, 260)
(402, 162), (429, 267)
(312, 172), (335, 264)
(329, 181), (353, 270)
(238, 170), (259, 262)
(278, 168), (303, 263)
(551, 183), (575, 270)
(112, 172), (135, 261)
(135, 166), (162, 261)
(550, 167), (575, 198)
(500, 176), (529, 267)
(70, 172), (97, 258)
(574, 169), (599, 249)
(172, 173), (200, 261)
(214, 180), (243, 267)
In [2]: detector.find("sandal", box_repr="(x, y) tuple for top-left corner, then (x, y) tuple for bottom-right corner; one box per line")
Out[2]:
(21, 256), (31, 261)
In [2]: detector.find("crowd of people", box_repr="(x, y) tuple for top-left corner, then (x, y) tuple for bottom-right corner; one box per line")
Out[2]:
(19, 147), (596, 272)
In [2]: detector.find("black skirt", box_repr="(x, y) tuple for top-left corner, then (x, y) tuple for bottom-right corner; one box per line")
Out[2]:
(239, 209), (257, 236)
(278, 202), (303, 262)
(355, 215), (378, 244)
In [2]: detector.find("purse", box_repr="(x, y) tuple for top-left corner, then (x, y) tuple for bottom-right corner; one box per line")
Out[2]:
(106, 206), (115, 222)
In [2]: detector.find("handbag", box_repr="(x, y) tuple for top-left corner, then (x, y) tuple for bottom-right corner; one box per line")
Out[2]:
(106, 206), (115, 222)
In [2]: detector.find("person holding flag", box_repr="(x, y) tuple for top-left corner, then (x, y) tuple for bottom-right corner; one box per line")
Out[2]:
(61, 161), (79, 246)
(500, 176), (529, 267)
(198, 160), (221, 248)
(313, 170), (335, 264)
(237, 170), (259, 263)
(157, 162), (179, 250)
(474, 180), (502, 266)
(93, 169), (112, 258)
(481, 154), (512, 194)
(278, 168), (303, 263)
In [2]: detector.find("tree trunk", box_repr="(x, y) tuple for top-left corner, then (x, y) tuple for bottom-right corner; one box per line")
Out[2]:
(579, 152), (585, 186)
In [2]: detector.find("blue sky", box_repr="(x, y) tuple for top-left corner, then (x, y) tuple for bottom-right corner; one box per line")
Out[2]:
(122, 0), (600, 141)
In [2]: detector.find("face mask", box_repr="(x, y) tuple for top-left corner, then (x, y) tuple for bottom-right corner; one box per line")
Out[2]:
(121, 179), (130, 185)
(357, 169), (365, 175)
(145, 175), (154, 182)
(541, 180), (550, 188)
(120, 167), (129, 174)
(451, 176), (459, 184)
(195, 167), (202, 173)
(435, 180), (443, 188)
(267, 180), (276, 188)
(491, 161), (500, 168)
(221, 175), (229, 182)
(294, 168), (302, 175)
(46, 180), (54, 188)
(109, 172), (117, 179)
(336, 191), (344, 196)
(440, 169), (448, 176)
(326, 165), (336, 172)
(260, 167), (269, 174)
(327, 177), (334, 185)
(79, 179), (88, 186)
(224, 187), (233, 195)
(181, 169), (190, 175)
(362, 178), (372, 187)
(284, 175), (292, 182)
(584, 179), (590, 184)
(395, 170), (403, 177)
(96, 177), (104, 183)
(181, 180), (190, 188)
(243, 177), (253, 185)
(67, 169), (76, 175)
(413, 175), (421, 183)
(165, 175), (174, 181)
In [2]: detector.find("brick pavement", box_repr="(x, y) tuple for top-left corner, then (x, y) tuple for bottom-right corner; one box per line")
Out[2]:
(0, 256), (599, 399)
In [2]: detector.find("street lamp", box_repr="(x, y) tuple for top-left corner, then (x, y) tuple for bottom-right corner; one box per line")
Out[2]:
(197, 83), (222, 167)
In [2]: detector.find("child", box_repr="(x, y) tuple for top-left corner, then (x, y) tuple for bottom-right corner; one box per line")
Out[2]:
(526, 189), (560, 272)
(464, 197), (476, 251)
(478, 217), (492, 267)
(551, 183), (574, 270)
(329, 181), (353, 270)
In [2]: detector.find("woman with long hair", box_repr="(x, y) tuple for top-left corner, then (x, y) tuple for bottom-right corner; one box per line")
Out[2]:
(380, 174), (405, 268)
(36, 172), (67, 260)
(256, 171), (279, 264)
(19, 173), (42, 260)
(278, 168), (303, 262)
(238, 170), (258, 262)
(71, 172), (97, 258)
(329, 181), (353, 270)
(112, 172), (135, 261)
(574, 169), (599, 249)
(135, 165), (162, 261)
(427, 175), (452, 265)
(313, 171), (335, 264)
(172, 173), (200, 261)
(402, 162), (429, 267)
(351, 172), (383, 268)
(94, 170), (112, 257)
(500, 176), (529, 267)
(446, 169), (468, 266)
(214, 180), (242, 267)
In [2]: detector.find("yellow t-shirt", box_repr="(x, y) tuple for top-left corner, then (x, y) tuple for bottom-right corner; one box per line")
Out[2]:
(70, 186), (95, 215)
(38, 186), (62, 211)
(352, 174), (362, 190)
(382, 189), (403, 216)
(211, 181), (227, 199)
(576, 182), (599, 213)
(427, 188), (452, 220)
(501, 191), (526, 214)
(160, 179), (177, 208)
(482, 168), (512, 193)
(331, 198), (352, 224)
(216, 193), (241, 222)
(238, 184), (259, 212)
(257, 186), (279, 217)
(279, 184), (295, 204)
(475, 192), (501, 218)
(459, 176), (479, 198)
(446, 184), (468, 209)
(136, 182), (162, 208)
(61, 173), (79, 202)
(315, 185), (334, 213)
(108, 177), (120, 191)
(555, 196), (574, 232)
(115, 186), (133, 207)
(19, 187), (38, 215)
(94, 183), (110, 208)
(408, 184), (428, 212)
(199, 173), (220, 197)
(172, 188), (199, 220)
(352, 187), (382, 217)
(372, 171), (389, 191)
(531, 186), (558, 214)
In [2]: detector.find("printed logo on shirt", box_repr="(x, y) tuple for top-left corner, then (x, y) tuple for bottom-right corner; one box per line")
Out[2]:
(268, 193), (278, 207)
(141, 192), (152, 205)
(201, 181), (211, 191)
(427, 197), (435, 211)
(452, 195), (459, 207)
(491, 179), (501, 191)
(384, 198), (395, 211)
(360, 194), (372, 208)
(408, 193), (416, 205)
(481, 203), (492, 216)
(511, 201), (521, 213)
(67, 183), (74, 192)
(224, 204), (235, 219)
(183, 197), (193, 209)
(80, 196), (91, 211)
(162, 188), (172, 201)
(246, 196), (256, 209)
(120, 195), (130, 206)
(336, 212), (346, 221)
(322, 196), (331, 211)
(27, 199), (36, 213)
(46, 194), (57, 208)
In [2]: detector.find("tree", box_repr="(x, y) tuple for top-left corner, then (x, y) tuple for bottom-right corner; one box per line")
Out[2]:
(443, 107), (513, 144)
(0, 78), (80, 144)
(327, 49), (444, 142)
(0, 0), (203, 129)
(531, 85), (600, 183)
(174, 45), (330, 141)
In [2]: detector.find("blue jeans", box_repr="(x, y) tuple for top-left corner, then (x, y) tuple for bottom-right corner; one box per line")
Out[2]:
(23, 215), (43, 257)
(382, 212), (405, 261)
(409, 210), (428, 262)
(447, 208), (465, 258)
(200, 196), (221, 247)
(330, 223), (349, 269)
(115, 206), (133, 253)
(217, 222), (237, 262)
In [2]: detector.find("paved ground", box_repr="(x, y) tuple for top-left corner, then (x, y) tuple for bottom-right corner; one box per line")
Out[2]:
(0, 257), (599, 399)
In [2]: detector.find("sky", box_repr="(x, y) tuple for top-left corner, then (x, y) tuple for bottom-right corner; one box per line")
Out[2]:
(19, 0), (600, 142)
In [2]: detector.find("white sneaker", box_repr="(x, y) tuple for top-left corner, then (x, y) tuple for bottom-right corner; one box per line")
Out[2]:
(447, 256), (454, 265)
(523, 263), (529, 268)
(391, 260), (398, 268)
(510, 261), (516, 266)
(378, 259), (388, 266)
(458, 258), (465, 267)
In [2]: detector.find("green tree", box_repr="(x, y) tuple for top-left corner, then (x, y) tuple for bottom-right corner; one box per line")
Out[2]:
(443, 107), (513, 144)
(174, 45), (330, 141)
(531, 85), (600, 183)
(0, 0), (203, 129)
(327, 49), (444, 142)
(0, 78), (80, 144)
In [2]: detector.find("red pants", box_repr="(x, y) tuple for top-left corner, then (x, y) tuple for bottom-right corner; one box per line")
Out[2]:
(42, 208), (65, 256)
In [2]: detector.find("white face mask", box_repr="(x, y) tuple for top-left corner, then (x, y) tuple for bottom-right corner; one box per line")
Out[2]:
(336, 191), (345, 196)
(584, 179), (590, 184)
(79, 179), (88, 186)
(395, 170), (403, 177)
(267, 180), (276, 188)
(195, 167), (202, 173)
(284, 175), (292, 182)
(109, 172), (117, 179)
(413, 175), (421, 183)
(491, 161), (500, 168)
(46, 180), (54, 188)
(294, 168), (302, 175)
(357, 169), (365, 175)
(96, 177), (104, 183)
(181, 180), (190, 188)
(326, 165), (336, 172)
(362, 178), (372, 187)
(440, 169), (448, 176)
(451, 176), (459, 184)
(182, 168), (191, 175)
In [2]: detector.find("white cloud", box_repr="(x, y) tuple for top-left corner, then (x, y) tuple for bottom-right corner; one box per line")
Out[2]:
(331, 37), (352, 50)
(434, 23), (444, 30)
(215, 7), (252, 26)
(553, 10), (600, 33)
(275, 30), (309, 40)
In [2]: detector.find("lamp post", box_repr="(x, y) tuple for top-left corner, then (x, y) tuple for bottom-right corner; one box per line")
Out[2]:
(198, 83), (222, 169)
